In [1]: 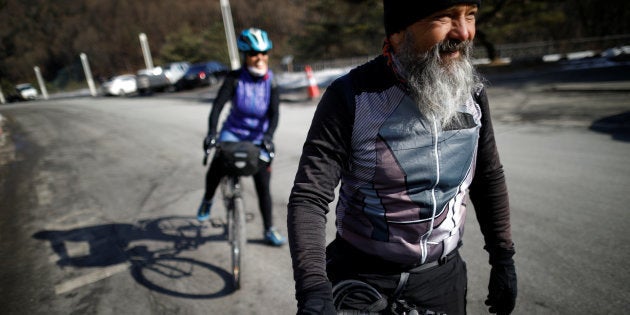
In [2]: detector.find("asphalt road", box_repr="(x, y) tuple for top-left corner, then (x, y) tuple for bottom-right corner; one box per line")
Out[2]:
(1, 65), (629, 314)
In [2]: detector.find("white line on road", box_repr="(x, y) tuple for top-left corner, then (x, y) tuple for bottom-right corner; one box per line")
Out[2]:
(48, 241), (91, 263)
(54, 262), (130, 295)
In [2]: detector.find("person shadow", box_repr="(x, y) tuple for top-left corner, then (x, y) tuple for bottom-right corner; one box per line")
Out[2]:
(590, 111), (630, 142)
(32, 216), (234, 298)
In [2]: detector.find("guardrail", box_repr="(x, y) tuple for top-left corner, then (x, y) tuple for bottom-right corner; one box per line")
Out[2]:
(475, 34), (630, 60)
(292, 34), (630, 72)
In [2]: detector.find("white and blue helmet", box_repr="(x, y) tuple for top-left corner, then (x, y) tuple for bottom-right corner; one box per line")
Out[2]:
(237, 28), (273, 52)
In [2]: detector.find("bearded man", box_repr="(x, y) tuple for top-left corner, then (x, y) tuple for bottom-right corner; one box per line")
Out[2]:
(287, 1), (517, 314)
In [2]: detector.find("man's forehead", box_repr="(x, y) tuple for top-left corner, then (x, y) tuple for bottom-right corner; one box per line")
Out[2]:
(427, 3), (479, 17)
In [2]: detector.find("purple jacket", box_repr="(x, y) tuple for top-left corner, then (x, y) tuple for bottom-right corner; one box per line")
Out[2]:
(207, 68), (279, 142)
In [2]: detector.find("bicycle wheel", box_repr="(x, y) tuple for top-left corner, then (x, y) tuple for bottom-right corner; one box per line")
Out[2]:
(229, 195), (247, 290)
(131, 256), (232, 298)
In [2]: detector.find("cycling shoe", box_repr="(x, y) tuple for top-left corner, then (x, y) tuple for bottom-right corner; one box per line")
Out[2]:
(197, 199), (213, 222)
(264, 227), (286, 246)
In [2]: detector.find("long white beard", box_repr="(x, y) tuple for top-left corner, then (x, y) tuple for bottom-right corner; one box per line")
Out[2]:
(394, 36), (480, 126)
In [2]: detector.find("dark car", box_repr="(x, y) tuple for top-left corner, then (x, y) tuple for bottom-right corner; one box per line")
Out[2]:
(176, 61), (228, 90)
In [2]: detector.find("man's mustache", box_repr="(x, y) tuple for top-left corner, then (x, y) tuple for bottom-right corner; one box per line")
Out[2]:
(437, 40), (472, 54)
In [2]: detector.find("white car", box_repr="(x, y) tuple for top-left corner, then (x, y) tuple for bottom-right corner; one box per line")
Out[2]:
(163, 62), (190, 85)
(15, 83), (38, 100)
(101, 74), (137, 96)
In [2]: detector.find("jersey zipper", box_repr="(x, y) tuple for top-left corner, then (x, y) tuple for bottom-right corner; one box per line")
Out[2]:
(420, 117), (440, 264)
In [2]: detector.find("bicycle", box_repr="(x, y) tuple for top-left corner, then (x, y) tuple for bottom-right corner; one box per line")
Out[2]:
(332, 274), (447, 315)
(204, 140), (274, 290)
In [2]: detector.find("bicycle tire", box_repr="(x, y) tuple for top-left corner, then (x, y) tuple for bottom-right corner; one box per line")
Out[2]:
(230, 195), (247, 290)
(130, 256), (231, 298)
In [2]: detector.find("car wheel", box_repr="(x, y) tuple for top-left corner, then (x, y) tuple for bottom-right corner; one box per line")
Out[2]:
(166, 84), (178, 93)
(208, 75), (218, 86)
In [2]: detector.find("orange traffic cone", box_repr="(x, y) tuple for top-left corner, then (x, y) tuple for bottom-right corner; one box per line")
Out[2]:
(305, 65), (320, 99)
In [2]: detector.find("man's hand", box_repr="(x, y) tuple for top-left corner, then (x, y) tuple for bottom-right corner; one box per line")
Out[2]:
(485, 263), (517, 315)
(298, 297), (336, 315)
(296, 283), (336, 315)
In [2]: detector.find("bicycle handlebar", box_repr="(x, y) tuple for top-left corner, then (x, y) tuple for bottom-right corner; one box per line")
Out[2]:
(202, 141), (275, 166)
(202, 145), (216, 166)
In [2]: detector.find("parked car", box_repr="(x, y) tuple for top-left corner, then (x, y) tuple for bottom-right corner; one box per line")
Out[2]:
(100, 74), (137, 96)
(136, 67), (168, 95)
(176, 61), (229, 90)
(136, 61), (190, 94)
(15, 83), (38, 101)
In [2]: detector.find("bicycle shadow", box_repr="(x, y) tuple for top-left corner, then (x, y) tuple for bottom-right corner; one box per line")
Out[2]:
(32, 216), (235, 298)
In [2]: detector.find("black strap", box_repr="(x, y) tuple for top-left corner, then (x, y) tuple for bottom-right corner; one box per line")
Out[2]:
(408, 249), (459, 273)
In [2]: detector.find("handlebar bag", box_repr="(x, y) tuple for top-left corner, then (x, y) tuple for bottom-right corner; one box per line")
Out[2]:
(218, 141), (260, 176)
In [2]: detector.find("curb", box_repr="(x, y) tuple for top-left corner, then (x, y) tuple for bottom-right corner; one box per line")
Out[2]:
(550, 81), (630, 92)
(0, 113), (4, 138)
(0, 113), (16, 167)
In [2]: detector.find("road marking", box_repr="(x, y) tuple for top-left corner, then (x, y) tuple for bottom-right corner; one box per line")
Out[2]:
(54, 262), (130, 295)
(48, 241), (90, 263)
(44, 208), (102, 231)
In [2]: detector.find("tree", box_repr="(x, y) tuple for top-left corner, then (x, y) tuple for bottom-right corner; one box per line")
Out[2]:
(292, 0), (384, 61)
(475, 0), (510, 61)
(159, 23), (230, 65)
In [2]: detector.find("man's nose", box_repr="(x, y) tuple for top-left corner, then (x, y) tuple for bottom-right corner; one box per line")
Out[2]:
(449, 16), (475, 41)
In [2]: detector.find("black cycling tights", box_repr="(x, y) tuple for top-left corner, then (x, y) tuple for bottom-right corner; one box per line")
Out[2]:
(203, 157), (273, 231)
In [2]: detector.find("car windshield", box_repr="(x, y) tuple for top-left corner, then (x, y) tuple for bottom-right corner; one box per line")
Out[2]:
(188, 65), (206, 72)
(206, 62), (227, 72)
(16, 84), (34, 91)
(187, 62), (227, 74)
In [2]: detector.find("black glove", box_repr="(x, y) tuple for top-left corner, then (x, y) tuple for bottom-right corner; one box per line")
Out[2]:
(298, 297), (336, 315)
(202, 135), (216, 166)
(203, 135), (216, 152)
(296, 283), (336, 315)
(485, 247), (517, 315)
(262, 134), (275, 159)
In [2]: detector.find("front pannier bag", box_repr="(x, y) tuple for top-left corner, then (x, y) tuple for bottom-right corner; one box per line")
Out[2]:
(218, 141), (260, 176)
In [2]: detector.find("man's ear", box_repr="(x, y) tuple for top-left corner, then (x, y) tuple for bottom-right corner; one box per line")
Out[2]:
(388, 32), (404, 54)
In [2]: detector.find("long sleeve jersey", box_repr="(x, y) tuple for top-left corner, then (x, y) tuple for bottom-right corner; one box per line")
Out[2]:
(288, 55), (513, 297)
(208, 68), (279, 142)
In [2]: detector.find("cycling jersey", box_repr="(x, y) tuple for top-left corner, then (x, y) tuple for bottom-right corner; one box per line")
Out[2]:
(288, 55), (512, 296)
(208, 68), (279, 142)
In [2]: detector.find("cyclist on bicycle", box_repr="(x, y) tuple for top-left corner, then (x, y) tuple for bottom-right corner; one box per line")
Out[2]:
(197, 27), (285, 247)
(288, 1), (517, 314)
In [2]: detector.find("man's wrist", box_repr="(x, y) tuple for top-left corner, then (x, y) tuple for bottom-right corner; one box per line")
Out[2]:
(485, 245), (515, 265)
(296, 282), (333, 304)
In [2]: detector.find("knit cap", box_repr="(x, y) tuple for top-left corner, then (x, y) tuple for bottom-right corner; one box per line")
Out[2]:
(383, 0), (482, 36)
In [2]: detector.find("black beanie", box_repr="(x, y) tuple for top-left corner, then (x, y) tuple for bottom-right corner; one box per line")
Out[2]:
(383, 0), (482, 36)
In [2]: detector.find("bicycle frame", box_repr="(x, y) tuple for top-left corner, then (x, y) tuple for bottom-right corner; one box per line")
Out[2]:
(206, 140), (274, 290)
(221, 174), (247, 290)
